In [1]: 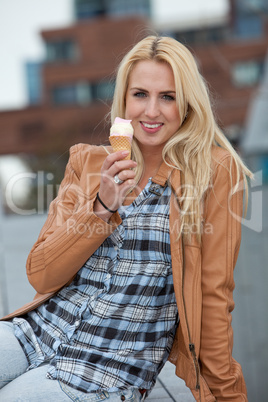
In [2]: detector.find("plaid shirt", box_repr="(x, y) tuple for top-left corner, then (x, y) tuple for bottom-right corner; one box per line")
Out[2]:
(13, 178), (178, 393)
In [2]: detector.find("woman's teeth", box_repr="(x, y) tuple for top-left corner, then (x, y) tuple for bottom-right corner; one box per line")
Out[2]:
(143, 122), (162, 129)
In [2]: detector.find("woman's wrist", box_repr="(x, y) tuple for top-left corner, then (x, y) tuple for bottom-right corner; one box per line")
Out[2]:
(96, 192), (117, 213)
(93, 193), (115, 222)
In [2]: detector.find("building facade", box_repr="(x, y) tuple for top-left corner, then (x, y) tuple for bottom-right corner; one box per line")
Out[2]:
(0, 16), (148, 155)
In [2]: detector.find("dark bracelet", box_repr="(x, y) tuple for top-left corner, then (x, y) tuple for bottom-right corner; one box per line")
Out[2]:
(96, 192), (117, 214)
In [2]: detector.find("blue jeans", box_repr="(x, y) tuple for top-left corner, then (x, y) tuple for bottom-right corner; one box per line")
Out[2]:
(0, 321), (143, 401)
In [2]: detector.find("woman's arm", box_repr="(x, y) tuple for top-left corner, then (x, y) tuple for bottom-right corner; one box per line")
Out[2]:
(26, 144), (122, 294)
(200, 154), (247, 401)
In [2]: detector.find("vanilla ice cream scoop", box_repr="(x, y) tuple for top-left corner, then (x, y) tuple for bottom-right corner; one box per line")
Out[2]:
(109, 117), (134, 160)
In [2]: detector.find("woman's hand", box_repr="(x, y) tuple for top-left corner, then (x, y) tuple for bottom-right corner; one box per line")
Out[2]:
(94, 150), (137, 221)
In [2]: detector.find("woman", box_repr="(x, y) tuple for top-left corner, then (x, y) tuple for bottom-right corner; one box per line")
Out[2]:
(0, 36), (251, 401)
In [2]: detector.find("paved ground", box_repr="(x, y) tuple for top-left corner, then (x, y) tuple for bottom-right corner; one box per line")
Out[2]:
(0, 185), (267, 401)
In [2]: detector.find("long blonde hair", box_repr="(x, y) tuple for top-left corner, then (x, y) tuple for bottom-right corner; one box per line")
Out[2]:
(110, 35), (253, 242)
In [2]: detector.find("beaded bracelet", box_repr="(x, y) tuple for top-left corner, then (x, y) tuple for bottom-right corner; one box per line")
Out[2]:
(96, 192), (117, 214)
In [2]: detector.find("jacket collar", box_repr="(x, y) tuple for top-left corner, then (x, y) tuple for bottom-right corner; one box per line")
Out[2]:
(151, 158), (176, 188)
(151, 158), (183, 203)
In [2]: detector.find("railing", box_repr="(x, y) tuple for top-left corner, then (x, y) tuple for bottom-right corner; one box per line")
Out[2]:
(0, 186), (8, 317)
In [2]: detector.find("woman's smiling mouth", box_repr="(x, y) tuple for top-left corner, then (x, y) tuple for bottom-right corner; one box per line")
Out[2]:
(140, 121), (164, 133)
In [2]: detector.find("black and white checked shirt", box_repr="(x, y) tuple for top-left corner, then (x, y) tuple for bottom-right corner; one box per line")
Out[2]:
(13, 178), (178, 394)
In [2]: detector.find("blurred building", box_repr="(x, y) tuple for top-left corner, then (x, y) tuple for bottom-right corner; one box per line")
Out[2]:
(241, 49), (268, 181)
(0, 14), (148, 156)
(0, 0), (267, 156)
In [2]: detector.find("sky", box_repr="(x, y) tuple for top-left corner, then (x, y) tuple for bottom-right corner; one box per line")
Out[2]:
(152, 0), (229, 30)
(0, 0), (73, 110)
(0, 0), (228, 111)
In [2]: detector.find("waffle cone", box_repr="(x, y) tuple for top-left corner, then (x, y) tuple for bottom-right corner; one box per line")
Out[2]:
(109, 136), (132, 160)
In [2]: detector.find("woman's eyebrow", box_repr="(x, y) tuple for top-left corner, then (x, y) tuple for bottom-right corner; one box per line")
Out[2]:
(159, 90), (176, 95)
(130, 87), (176, 94)
(129, 87), (148, 92)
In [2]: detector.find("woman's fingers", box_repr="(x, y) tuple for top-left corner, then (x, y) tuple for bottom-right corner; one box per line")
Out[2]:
(101, 150), (137, 185)
(114, 168), (136, 184)
(101, 150), (131, 172)
(94, 150), (137, 218)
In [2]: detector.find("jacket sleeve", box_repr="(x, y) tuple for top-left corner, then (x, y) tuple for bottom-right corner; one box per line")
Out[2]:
(200, 154), (247, 401)
(26, 145), (122, 294)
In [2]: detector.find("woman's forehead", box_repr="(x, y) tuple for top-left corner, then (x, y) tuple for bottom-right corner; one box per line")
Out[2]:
(128, 60), (176, 89)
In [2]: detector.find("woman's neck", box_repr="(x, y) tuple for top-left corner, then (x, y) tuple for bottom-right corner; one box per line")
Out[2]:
(137, 149), (163, 190)
(142, 145), (163, 169)
(125, 149), (164, 203)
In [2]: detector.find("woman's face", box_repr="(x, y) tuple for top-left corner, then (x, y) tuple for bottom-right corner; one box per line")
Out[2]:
(125, 60), (181, 154)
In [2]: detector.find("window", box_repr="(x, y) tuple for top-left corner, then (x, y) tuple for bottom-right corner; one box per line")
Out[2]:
(232, 61), (263, 87)
(243, 0), (268, 13)
(92, 81), (115, 101)
(52, 85), (78, 105)
(76, 83), (93, 105)
(74, 0), (150, 20)
(51, 80), (115, 106)
(25, 62), (43, 105)
(233, 0), (264, 39)
(108, 0), (150, 17)
(46, 40), (78, 63)
(235, 14), (263, 39)
(175, 26), (229, 46)
(74, 0), (106, 19)
(52, 83), (92, 105)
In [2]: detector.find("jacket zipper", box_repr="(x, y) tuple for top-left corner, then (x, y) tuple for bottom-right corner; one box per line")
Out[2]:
(181, 234), (202, 400)
(189, 343), (201, 391)
(170, 181), (202, 399)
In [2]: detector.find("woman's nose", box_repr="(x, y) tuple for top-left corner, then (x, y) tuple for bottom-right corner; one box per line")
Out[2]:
(145, 98), (160, 118)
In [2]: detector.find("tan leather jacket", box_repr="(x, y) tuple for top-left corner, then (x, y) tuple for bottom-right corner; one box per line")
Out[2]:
(1, 144), (247, 401)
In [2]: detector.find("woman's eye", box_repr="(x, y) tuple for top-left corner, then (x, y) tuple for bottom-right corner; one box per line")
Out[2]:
(134, 92), (146, 98)
(163, 94), (175, 101)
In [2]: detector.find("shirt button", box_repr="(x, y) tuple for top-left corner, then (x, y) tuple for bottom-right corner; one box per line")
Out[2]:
(75, 320), (80, 327)
(120, 396), (125, 401)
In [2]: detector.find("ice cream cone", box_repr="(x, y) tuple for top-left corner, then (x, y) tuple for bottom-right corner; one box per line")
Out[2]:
(109, 117), (134, 160)
(109, 135), (132, 160)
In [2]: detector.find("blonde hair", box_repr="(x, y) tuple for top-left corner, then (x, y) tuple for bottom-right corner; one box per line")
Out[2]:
(110, 35), (253, 243)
